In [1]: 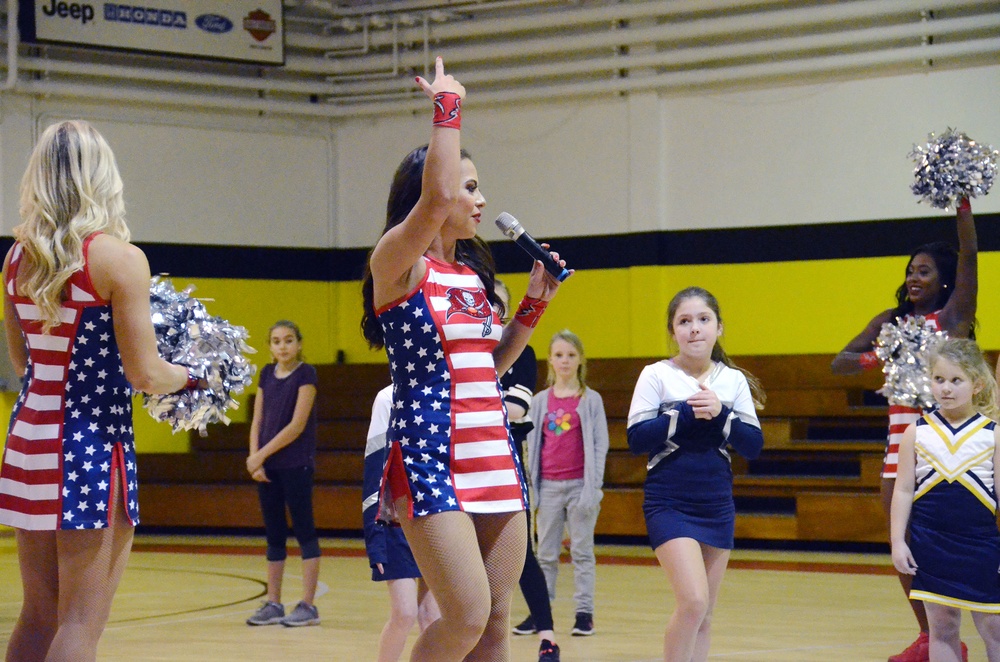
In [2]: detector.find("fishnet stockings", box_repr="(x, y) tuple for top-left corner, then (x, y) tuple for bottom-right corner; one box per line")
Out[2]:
(398, 503), (526, 662)
(5, 470), (134, 662)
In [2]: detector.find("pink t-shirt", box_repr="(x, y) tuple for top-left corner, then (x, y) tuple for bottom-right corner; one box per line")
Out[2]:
(540, 392), (585, 481)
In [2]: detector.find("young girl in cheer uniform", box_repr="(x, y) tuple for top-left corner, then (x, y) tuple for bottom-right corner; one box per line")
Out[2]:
(363, 385), (441, 661)
(627, 287), (764, 662)
(891, 338), (1000, 661)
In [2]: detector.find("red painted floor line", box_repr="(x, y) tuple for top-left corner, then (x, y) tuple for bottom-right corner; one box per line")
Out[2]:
(129, 543), (893, 575)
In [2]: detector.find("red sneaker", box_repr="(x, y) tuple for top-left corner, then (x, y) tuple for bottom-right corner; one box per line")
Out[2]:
(888, 631), (928, 662)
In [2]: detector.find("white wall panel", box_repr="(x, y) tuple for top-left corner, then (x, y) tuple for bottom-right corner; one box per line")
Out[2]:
(661, 66), (1000, 230)
(2, 64), (998, 249)
(88, 118), (334, 247)
(337, 98), (632, 247)
(0, 97), (38, 237)
(5, 103), (335, 247)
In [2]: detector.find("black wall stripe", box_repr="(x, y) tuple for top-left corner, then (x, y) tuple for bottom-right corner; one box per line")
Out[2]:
(2, 213), (996, 281)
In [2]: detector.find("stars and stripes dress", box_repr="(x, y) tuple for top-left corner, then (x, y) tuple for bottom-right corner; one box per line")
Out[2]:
(908, 411), (1000, 612)
(883, 311), (940, 479)
(0, 237), (138, 531)
(375, 255), (527, 521)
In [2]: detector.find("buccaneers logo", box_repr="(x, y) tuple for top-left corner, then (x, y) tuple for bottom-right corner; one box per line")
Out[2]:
(444, 287), (495, 337)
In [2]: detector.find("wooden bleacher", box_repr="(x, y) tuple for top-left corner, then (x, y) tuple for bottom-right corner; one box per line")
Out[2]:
(137, 356), (895, 544)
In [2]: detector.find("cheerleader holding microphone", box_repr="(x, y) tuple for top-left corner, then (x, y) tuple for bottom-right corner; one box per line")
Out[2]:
(360, 57), (567, 661)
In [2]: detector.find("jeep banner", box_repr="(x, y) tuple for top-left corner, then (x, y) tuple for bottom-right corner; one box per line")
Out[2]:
(19, 0), (284, 65)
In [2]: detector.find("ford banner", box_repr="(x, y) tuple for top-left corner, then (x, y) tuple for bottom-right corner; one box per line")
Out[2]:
(19, 0), (284, 65)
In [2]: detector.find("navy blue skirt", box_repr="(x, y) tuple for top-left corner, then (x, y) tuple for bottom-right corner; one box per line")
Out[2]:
(642, 450), (735, 550)
(371, 525), (422, 582)
(643, 494), (734, 550)
(910, 484), (1000, 610)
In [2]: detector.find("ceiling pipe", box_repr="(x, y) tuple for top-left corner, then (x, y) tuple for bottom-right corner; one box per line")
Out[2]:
(320, 13), (1000, 96)
(288, 0), (791, 51)
(281, 0), (992, 77)
(303, 0), (556, 20)
(288, 0), (980, 58)
(2, 9), (996, 100)
(7, 37), (997, 119)
(325, 16), (400, 81)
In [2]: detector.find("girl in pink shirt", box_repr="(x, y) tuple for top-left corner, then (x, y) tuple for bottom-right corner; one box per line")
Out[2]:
(525, 330), (609, 637)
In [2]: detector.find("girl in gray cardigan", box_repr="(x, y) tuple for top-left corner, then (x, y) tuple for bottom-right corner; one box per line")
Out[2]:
(525, 330), (609, 636)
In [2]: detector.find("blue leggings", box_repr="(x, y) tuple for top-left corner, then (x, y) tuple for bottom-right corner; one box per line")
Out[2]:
(258, 466), (321, 561)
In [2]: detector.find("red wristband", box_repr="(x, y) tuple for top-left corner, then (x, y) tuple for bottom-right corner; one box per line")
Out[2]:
(957, 197), (971, 213)
(184, 368), (200, 390)
(432, 92), (461, 130)
(514, 297), (547, 329)
(859, 351), (879, 370)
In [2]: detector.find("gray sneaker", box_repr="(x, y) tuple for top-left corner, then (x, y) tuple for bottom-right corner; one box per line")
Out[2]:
(281, 601), (320, 627)
(246, 601), (284, 626)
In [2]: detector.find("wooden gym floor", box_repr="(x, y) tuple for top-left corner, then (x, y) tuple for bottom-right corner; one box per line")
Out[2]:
(0, 533), (989, 661)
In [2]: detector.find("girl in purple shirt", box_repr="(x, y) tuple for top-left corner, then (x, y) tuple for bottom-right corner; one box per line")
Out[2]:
(245, 320), (321, 627)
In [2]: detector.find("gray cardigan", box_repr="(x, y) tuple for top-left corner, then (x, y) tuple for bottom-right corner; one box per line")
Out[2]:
(525, 386), (610, 511)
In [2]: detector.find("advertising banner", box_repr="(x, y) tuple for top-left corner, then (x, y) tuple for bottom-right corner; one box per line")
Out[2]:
(19, 1), (284, 65)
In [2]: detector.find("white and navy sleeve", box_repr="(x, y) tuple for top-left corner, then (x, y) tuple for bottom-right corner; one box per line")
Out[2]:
(362, 386), (393, 569)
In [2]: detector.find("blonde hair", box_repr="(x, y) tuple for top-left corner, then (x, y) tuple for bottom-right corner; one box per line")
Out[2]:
(14, 121), (130, 332)
(546, 329), (587, 395)
(929, 338), (1000, 420)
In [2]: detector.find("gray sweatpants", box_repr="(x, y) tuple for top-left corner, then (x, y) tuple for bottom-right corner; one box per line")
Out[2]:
(535, 478), (600, 614)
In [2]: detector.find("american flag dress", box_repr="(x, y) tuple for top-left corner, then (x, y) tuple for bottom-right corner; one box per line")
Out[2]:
(0, 236), (139, 531)
(883, 311), (940, 478)
(375, 255), (527, 520)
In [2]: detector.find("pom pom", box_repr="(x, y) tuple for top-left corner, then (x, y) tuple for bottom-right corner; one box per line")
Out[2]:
(874, 316), (947, 409)
(909, 128), (997, 210)
(144, 276), (257, 435)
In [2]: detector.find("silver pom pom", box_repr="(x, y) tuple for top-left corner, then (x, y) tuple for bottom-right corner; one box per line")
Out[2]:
(144, 276), (257, 435)
(875, 316), (947, 409)
(909, 128), (997, 210)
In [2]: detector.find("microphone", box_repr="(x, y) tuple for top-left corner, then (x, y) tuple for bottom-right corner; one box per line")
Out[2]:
(495, 212), (571, 282)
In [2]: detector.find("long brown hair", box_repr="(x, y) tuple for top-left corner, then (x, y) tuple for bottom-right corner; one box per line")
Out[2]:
(667, 286), (766, 410)
(360, 145), (499, 349)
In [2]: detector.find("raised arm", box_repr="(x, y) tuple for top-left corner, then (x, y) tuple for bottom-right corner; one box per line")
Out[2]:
(88, 235), (189, 394)
(830, 309), (895, 375)
(935, 199), (977, 337)
(369, 57), (466, 307)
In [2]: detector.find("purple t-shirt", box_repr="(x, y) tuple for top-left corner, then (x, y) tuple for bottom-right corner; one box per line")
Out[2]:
(258, 362), (318, 470)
